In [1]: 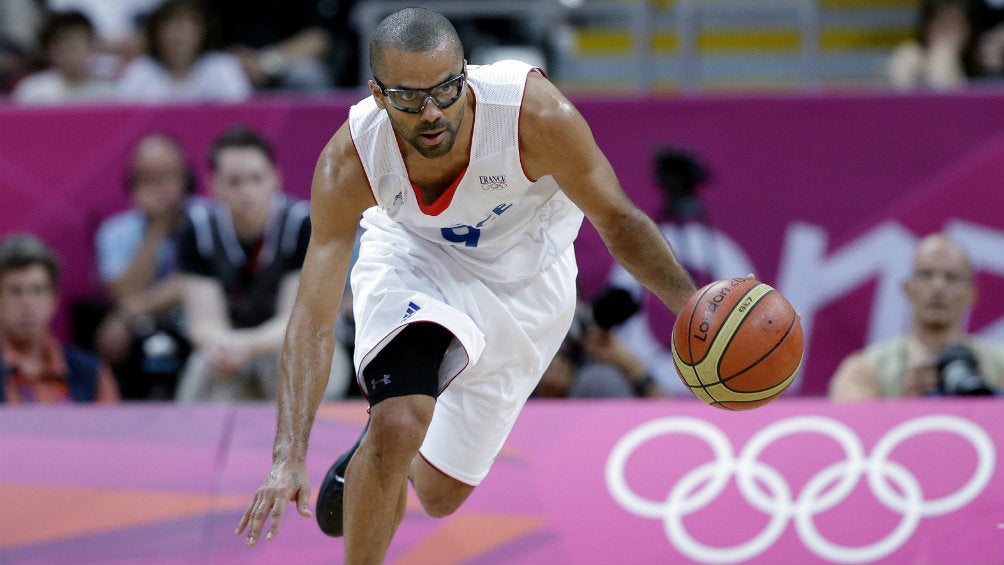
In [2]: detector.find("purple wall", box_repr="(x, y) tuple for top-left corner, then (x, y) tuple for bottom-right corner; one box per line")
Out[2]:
(1, 91), (1002, 395)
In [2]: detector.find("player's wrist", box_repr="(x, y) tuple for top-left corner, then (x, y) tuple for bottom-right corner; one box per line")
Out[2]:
(272, 447), (308, 467)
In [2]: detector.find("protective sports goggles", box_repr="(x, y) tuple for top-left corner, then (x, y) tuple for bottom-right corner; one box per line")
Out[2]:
(373, 69), (466, 114)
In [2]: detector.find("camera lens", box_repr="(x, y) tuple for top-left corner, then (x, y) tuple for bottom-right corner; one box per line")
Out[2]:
(936, 344), (995, 396)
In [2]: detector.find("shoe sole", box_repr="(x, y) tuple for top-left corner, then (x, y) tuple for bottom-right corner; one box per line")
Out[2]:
(316, 454), (350, 537)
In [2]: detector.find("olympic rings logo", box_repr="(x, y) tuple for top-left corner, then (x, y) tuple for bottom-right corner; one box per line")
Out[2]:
(605, 415), (995, 564)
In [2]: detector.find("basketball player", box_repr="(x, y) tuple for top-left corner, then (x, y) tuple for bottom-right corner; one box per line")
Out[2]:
(236, 8), (697, 562)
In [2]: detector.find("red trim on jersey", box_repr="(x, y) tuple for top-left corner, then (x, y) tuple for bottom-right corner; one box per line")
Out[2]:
(409, 87), (478, 216)
(412, 167), (467, 216)
(518, 67), (545, 183)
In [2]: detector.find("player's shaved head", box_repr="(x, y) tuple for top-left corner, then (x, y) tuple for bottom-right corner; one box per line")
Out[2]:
(370, 7), (463, 77)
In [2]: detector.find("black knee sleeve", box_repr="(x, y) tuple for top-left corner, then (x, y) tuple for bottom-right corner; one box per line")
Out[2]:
(362, 322), (454, 406)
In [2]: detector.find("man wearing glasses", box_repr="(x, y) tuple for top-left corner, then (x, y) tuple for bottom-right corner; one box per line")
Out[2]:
(237, 7), (697, 562)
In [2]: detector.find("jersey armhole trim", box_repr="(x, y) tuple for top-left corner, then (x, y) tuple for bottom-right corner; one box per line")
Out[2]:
(349, 132), (380, 207)
(518, 68), (544, 183)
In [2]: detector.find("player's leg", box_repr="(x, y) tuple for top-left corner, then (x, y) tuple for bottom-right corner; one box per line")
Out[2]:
(343, 393), (436, 563)
(317, 323), (453, 554)
(408, 246), (581, 508)
(409, 456), (475, 517)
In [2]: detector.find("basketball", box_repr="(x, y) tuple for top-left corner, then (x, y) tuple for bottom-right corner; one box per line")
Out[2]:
(672, 277), (804, 410)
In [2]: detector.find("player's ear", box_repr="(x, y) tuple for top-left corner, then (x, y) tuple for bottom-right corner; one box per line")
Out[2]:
(369, 80), (386, 110)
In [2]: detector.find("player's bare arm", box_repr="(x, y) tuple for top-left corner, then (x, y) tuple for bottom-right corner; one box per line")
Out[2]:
(236, 121), (374, 545)
(519, 72), (696, 314)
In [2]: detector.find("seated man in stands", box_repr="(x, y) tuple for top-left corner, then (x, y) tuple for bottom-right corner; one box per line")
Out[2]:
(829, 232), (1004, 399)
(0, 233), (119, 403)
(92, 132), (198, 400)
(174, 126), (349, 402)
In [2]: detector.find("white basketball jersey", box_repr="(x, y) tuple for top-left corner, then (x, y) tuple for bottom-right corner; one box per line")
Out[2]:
(348, 60), (584, 283)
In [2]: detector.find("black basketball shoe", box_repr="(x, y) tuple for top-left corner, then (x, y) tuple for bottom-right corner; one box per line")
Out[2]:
(316, 431), (365, 537)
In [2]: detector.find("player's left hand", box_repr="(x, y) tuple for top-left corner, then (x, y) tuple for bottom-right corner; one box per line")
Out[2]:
(235, 461), (313, 546)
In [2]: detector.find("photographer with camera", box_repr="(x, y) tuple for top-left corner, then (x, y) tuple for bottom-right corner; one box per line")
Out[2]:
(535, 288), (666, 399)
(829, 233), (1003, 400)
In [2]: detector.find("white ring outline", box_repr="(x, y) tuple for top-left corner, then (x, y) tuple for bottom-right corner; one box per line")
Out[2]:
(869, 415), (995, 516)
(605, 414), (996, 563)
(606, 417), (734, 519)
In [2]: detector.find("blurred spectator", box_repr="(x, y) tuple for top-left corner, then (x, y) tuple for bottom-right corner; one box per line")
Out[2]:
(535, 333), (580, 398)
(454, 7), (554, 71)
(116, 0), (252, 103)
(969, 0), (1004, 77)
(577, 324), (666, 397)
(89, 133), (198, 400)
(208, 0), (358, 91)
(969, 0), (1004, 31)
(536, 299), (666, 399)
(829, 233), (1004, 400)
(45, 0), (164, 60)
(174, 126), (349, 402)
(976, 24), (1004, 76)
(887, 0), (980, 90)
(12, 10), (116, 105)
(0, 233), (120, 404)
(2, 0), (44, 55)
(0, 0), (45, 94)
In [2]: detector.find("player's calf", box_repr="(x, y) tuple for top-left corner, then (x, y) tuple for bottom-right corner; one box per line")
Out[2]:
(410, 456), (475, 518)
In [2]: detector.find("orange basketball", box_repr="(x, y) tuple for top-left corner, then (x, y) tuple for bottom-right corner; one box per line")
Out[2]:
(672, 277), (803, 410)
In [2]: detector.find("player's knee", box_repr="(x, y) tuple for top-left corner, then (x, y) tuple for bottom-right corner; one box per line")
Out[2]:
(367, 399), (433, 459)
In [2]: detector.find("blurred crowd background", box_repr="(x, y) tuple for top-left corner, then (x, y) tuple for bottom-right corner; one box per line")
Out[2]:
(1, 0), (1003, 405)
(2, 0), (1004, 101)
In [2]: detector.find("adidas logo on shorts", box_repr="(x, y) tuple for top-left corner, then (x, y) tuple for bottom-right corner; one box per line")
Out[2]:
(402, 301), (421, 321)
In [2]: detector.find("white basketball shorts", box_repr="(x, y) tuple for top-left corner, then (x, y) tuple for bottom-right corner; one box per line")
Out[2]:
(350, 211), (578, 485)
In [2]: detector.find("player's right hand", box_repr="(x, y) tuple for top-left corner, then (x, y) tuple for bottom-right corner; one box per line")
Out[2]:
(235, 461), (313, 546)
